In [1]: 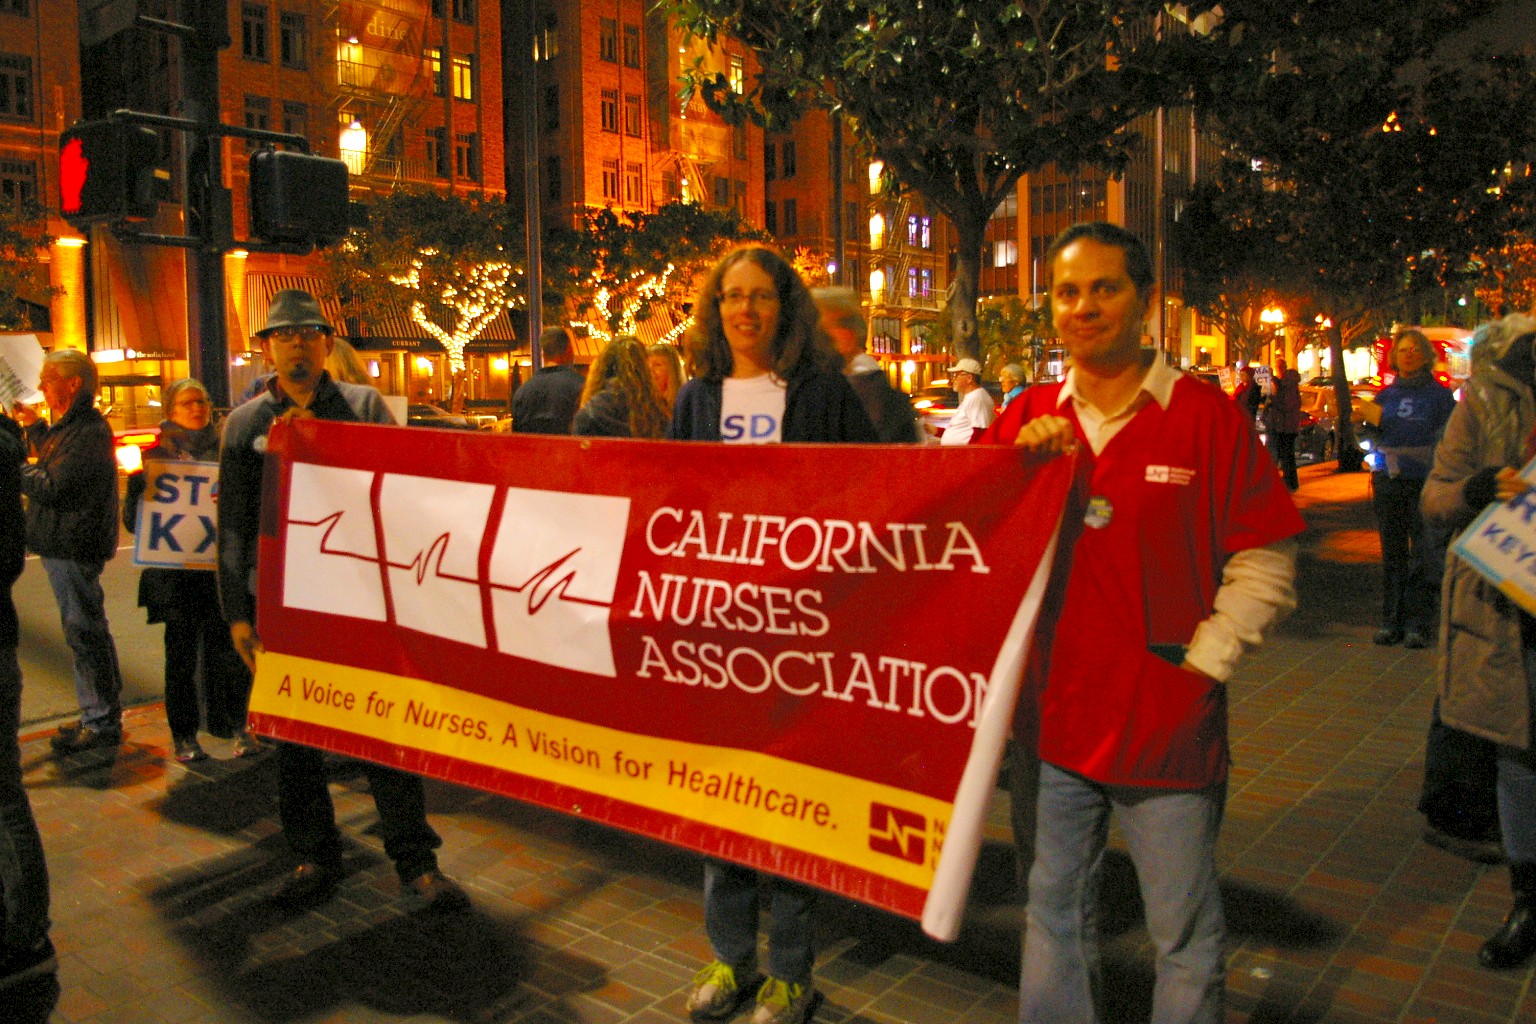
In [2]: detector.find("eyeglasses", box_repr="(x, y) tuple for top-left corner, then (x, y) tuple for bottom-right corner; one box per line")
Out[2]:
(718, 290), (780, 309)
(267, 326), (326, 343)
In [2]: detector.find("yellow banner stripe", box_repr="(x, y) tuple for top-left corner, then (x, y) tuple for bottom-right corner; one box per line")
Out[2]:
(252, 652), (952, 888)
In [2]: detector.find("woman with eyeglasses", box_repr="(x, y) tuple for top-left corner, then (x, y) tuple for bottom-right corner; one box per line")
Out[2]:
(671, 245), (874, 1024)
(122, 379), (262, 761)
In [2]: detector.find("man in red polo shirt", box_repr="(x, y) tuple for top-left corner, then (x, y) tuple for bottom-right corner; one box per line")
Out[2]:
(976, 223), (1302, 1023)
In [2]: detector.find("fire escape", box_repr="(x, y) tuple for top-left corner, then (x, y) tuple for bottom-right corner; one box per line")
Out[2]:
(325, 1), (431, 184)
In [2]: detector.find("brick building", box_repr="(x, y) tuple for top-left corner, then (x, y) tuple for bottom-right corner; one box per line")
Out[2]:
(0, 0), (88, 355)
(7, 0), (509, 424)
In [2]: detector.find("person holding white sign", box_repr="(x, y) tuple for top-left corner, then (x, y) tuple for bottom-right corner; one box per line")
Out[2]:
(1423, 325), (1536, 971)
(123, 379), (256, 763)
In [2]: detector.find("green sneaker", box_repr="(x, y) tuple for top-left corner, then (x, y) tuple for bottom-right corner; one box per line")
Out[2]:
(750, 977), (820, 1024)
(687, 960), (756, 1021)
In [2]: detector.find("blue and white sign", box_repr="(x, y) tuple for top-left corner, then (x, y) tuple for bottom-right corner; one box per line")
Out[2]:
(1452, 457), (1536, 615)
(132, 459), (220, 571)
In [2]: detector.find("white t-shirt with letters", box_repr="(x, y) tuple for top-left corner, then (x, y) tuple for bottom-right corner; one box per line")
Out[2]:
(721, 374), (788, 444)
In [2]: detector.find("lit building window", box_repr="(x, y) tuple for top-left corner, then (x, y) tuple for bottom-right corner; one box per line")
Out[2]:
(452, 55), (473, 100)
(729, 55), (744, 94)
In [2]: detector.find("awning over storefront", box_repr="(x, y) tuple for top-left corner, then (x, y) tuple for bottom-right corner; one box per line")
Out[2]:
(245, 274), (518, 353)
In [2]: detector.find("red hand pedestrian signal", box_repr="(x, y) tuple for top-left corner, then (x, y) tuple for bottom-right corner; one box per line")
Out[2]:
(57, 120), (161, 227)
(60, 137), (87, 218)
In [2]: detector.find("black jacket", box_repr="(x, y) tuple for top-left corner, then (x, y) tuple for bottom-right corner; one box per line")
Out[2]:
(20, 399), (120, 562)
(512, 365), (584, 435)
(668, 371), (878, 443)
(1, 417), (24, 648)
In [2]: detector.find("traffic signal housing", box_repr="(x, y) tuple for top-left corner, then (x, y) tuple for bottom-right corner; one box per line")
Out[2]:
(249, 149), (349, 248)
(59, 120), (162, 227)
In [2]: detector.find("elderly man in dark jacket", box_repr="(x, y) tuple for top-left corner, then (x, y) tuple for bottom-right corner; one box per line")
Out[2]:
(0, 413), (55, 989)
(22, 349), (124, 753)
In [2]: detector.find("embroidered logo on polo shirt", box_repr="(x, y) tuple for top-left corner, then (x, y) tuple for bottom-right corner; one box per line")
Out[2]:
(1145, 465), (1196, 485)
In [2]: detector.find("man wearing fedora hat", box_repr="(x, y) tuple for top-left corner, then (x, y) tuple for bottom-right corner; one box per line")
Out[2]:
(218, 288), (469, 911)
(939, 357), (995, 445)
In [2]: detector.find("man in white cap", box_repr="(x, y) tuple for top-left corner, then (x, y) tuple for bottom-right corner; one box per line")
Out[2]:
(940, 357), (995, 445)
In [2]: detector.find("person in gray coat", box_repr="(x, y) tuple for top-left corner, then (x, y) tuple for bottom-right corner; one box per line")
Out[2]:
(1423, 326), (1536, 970)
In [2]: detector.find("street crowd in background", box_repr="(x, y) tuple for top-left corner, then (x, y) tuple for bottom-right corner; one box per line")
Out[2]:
(3, 224), (1536, 1024)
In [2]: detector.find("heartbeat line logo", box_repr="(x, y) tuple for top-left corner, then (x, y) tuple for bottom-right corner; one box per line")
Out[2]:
(867, 802), (927, 864)
(282, 464), (631, 677)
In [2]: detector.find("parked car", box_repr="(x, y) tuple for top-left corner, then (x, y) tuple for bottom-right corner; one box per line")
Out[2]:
(1292, 384), (1378, 463)
(406, 403), (477, 430)
(112, 425), (161, 473)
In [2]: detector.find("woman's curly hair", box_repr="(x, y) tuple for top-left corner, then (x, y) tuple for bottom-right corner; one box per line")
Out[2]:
(580, 335), (672, 439)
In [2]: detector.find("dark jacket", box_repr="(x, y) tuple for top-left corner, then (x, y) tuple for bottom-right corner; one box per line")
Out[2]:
(20, 398), (120, 562)
(668, 371), (878, 443)
(512, 365), (584, 435)
(846, 367), (922, 444)
(124, 420), (223, 623)
(1, 416), (24, 648)
(216, 373), (393, 626)
(572, 388), (634, 438)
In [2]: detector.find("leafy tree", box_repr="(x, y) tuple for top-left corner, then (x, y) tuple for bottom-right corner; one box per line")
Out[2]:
(1178, 1), (1536, 469)
(555, 203), (763, 343)
(668, 0), (1223, 361)
(0, 202), (53, 331)
(318, 190), (535, 408)
(790, 245), (832, 289)
(936, 293), (1050, 381)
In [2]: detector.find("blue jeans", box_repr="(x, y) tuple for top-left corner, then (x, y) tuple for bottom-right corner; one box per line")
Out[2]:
(1496, 648), (1536, 870)
(1019, 763), (1226, 1024)
(0, 645), (49, 951)
(703, 860), (816, 984)
(40, 559), (122, 731)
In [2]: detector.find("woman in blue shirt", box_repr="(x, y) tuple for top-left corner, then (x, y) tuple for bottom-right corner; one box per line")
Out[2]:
(1361, 329), (1458, 647)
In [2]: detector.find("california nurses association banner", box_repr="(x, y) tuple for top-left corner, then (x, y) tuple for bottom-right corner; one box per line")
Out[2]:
(250, 420), (1083, 938)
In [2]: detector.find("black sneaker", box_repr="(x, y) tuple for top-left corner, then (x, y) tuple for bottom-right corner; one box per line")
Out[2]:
(50, 722), (122, 753)
(0, 937), (56, 992)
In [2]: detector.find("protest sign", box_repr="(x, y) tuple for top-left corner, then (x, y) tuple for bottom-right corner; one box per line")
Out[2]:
(1451, 455), (1536, 614)
(249, 420), (1082, 935)
(0, 334), (45, 408)
(132, 459), (220, 570)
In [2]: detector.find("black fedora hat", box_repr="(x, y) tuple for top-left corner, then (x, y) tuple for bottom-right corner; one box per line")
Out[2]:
(258, 289), (334, 337)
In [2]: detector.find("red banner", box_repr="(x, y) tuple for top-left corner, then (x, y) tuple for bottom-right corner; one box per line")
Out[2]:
(250, 420), (1082, 934)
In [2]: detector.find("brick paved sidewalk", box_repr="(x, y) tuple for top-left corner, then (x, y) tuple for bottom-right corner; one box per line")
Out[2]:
(11, 462), (1529, 1023)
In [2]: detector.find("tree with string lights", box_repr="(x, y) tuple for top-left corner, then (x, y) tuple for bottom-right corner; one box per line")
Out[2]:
(318, 189), (547, 409)
(557, 203), (762, 345)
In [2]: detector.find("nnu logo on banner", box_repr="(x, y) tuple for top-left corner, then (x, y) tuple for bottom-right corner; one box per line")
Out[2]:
(284, 464), (629, 676)
(251, 420), (1083, 937)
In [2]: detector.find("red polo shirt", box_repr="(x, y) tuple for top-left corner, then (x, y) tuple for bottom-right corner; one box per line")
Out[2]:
(977, 373), (1303, 788)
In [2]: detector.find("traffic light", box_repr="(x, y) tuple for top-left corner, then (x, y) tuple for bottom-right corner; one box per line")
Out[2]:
(59, 119), (161, 227)
(249, 149), (349, 247)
